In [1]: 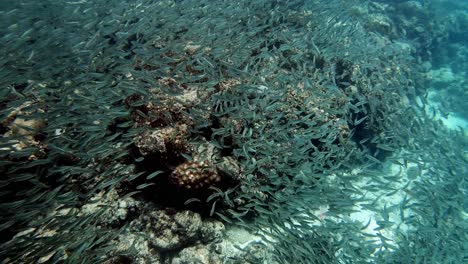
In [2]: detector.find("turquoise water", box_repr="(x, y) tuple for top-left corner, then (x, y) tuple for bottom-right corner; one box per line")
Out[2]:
(0, 0), (466, 263)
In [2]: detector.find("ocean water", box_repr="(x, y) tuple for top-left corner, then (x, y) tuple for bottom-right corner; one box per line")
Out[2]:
(0, 0), (466, 263)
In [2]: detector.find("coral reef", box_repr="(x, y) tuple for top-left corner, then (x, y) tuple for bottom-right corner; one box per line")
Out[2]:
(130, 210), (206, 251)
(106, 199), (267, 263)
(1, 0), (466, 263)
(135, 125), (191, 157)
(0, 101), (47, 160)
(169, 161), (221, 191)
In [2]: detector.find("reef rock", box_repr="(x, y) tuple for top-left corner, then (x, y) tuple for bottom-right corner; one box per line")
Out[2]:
(130, 209), (224, 252)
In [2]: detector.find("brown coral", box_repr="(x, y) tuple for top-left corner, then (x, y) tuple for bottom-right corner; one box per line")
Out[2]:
(169, 161), (220, 191)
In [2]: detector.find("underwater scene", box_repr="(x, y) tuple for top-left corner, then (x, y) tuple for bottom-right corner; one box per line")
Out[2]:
(0, 0), (466, 263)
